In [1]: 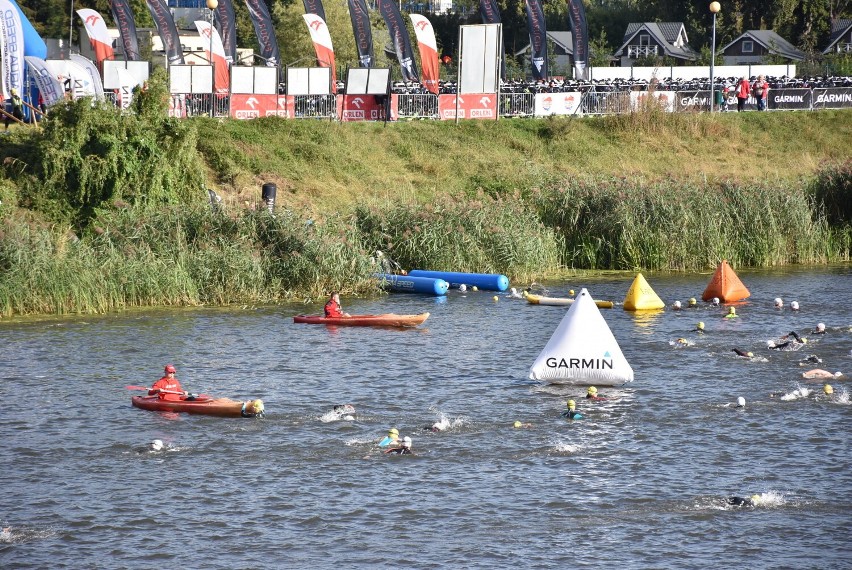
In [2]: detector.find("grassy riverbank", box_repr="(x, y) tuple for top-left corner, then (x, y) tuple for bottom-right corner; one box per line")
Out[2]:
(0, 86), (850, 316)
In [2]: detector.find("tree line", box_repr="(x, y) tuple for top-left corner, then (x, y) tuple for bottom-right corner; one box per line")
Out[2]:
(16, 0), (852, 78)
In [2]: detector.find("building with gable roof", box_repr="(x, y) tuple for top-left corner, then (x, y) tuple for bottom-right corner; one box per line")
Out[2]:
(613, 22), (698, 66)
(720, 30), (805, 65)
(515, 31), (576, 77)
(823, 19), (852, 54)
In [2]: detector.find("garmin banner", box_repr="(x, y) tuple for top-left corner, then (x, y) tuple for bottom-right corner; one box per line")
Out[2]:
(377, 0), (419, 82)
(146, 0), (184, 64)
(566, 0), (587, 80)
(302, 0), (326, 23)
(768, 88), (811, 110)
(244, 0), (280, 67)
(811, 87), (852, 109)
(523, 0), (547, 80)
(347, 0), (374, 67)
(214, 0), (237, 63)
(0, 0), (24, 100)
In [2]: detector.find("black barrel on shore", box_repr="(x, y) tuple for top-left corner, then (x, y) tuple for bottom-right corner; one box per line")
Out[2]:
(261, 182), (276, 212)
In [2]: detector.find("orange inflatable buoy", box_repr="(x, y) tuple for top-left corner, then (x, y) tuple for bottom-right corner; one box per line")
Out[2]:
(701, 260), (750, 302)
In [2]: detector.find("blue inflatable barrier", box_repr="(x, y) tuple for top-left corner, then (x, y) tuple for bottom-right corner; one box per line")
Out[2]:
(374, 274), (449, 296)
(407, 270), (510, 292)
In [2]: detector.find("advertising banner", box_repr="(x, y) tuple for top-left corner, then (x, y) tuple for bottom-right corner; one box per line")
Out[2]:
(229, 93), (291, 118)
(409, 14), (439, 95)
(523, 0), (547, 80)
(811, 87), (852, 109)
(534, 92), (581, 116)
(109, 0), (140, 60)
(347, 0), (374, 67)
(377, 0), (418, 82)
(339, 94), (386, 121)
(0, 0), (24, 99)
(438, 93), (497, 120)
(146, 0), (184, 64)
(194, 20), (230, 95)
(25, 55), (64, 107)
(214, 0), (237, 63)
(243, 0), (280, 67)
(566, 0), (587, 80)
(302, 14), (336, 93)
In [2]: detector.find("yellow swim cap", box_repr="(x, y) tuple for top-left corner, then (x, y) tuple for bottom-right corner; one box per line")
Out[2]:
(824, 384), (834, 394)
(567, 400), (576, 409)
(252, 399), (264, 414)
(569, 290), (575, 296)
(688, 297), (697, 305)
(587, 386), (597, 395)
(697, 321), (705, 329)
(801, 337), (808, 344)
(389, 428), (399, 436)
(747, 352), (753, 358)
(513, 420), (522, 428)
(729, 307), (736, 314)
(751, 494), (761, 505)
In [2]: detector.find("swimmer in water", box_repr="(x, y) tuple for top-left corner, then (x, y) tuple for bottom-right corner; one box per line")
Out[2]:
(331, 404), (356, 420)
(801, 369), (844, 380)
(561, 400), (583, 420)
(736, 397), (746, 408)
(687, 297), (698, 308)
(672, 300), (682, 310)
(727, 494), (762, 507)
(512, 420), (533, 428)
(586, 386), (607, 401)
(384, 436), (413, 455)
(769, 331), (806, 350)
(811, 323), (826, 335)
(378, 428), (400, 448)
(711, 297), (720, 307)
(724, 306), (738, 319)
(774, 297), (783, 309)
(732, 348), (754, 358)
(790, 301), (800, 311)
(150, 439), (165, 452)
(694, 321), (706, 334)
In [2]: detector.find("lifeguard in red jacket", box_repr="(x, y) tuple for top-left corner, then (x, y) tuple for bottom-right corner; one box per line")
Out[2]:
(149, 364), (188, 401)
(324, 292), (350, 318)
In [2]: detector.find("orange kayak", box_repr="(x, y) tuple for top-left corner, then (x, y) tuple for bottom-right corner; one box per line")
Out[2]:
(131, 395), (264, 418)
(293, 312), (430, 327)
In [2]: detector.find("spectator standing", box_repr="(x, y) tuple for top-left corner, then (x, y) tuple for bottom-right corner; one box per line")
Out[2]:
(752, 75), (769, 111)
(735, 76), (750, 112)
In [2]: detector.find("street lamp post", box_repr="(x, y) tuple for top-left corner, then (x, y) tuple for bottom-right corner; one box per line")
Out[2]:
(207, 0), (219, 117)
(69, 0), (74, 56)
(709, 1), (721, 113)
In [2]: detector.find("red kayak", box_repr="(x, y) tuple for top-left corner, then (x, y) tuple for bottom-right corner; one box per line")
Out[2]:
(131, 395), (265, 418)
(293, 312), (430, 327)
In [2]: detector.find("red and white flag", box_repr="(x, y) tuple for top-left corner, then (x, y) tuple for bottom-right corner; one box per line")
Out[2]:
(409, 14), (439, 95)
(302, 13), (336, 93)
(194, 21), (231, 95)
(77, 9), (115, 67)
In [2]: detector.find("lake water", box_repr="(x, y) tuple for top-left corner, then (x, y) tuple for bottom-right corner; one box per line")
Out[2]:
(1, 265), (850, 569)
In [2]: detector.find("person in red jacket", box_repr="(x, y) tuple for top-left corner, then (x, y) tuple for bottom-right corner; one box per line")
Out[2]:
(149, 364), (191, 401)
(324, 292), (350, 318)
(735, 76), (750, 112)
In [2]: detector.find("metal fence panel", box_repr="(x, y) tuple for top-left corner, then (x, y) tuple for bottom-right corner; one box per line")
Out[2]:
(292, 95), (338, 119)
(499, 92), (534, 117)
(396, 94), (439, 119)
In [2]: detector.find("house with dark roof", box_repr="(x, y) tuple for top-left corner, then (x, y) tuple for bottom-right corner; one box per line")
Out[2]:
(613, 23), (698, 66)
(823, 19), (852, 54)
(515, 31), (576, 77)
(720, 30), (806, 65)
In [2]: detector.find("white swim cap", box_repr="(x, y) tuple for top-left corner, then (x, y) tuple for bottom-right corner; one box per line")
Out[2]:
(150, 439), (164, 451)
(403, 436), (412, 447)
(791, 301), (799, 310)
(673, 301), (681, 309)
(816, 323), (825, 331)
(736, 397), (746, 407)
(712, 297), (720, 305)
(774, 297), (782, 307)
(459, 284), (467, 292)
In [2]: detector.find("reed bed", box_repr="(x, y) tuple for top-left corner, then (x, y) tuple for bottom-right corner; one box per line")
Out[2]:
(532, 175), (849, 270)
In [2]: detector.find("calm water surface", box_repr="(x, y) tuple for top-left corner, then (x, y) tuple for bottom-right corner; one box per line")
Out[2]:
(1, 265), (851, 569)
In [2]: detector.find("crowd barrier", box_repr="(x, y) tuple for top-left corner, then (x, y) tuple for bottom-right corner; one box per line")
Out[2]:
(162, 87), (852, 120)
